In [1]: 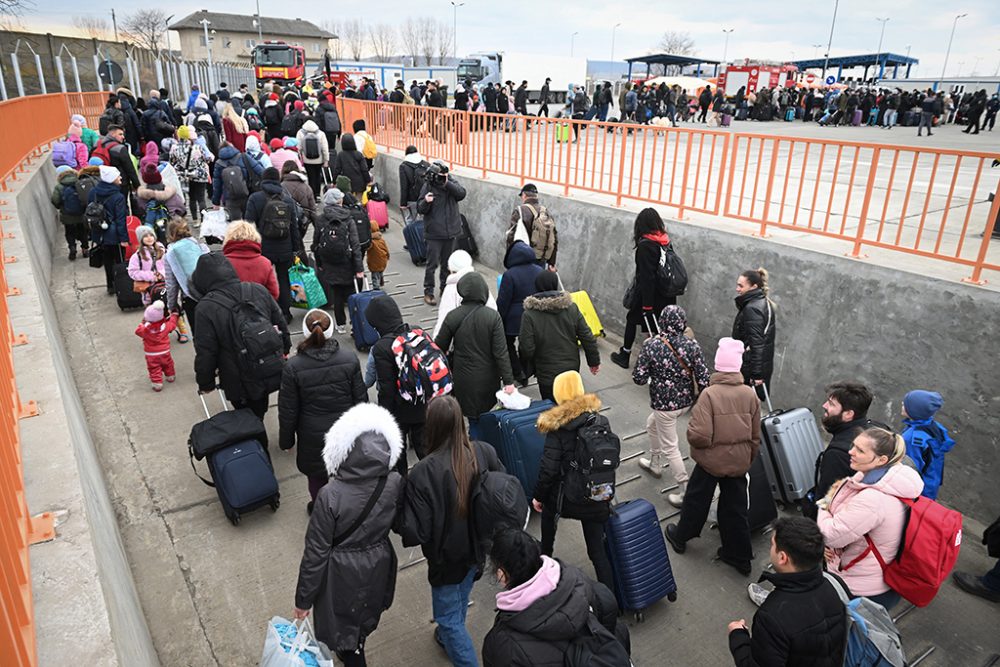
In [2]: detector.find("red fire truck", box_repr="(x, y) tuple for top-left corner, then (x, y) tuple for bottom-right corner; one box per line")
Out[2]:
(719, 62), (798, 95)
(251, 41), (307, 88)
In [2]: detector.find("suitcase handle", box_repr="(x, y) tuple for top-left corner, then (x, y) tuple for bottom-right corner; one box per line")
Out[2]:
(353, 275), (370, 294)
(760, 382), (774, 414)
(198, 388), (229, 419)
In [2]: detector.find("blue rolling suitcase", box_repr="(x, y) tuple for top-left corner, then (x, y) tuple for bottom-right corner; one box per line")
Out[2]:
(478, 400), (554, 497)
(605, 498), (678, 622)
(347, 281), (386, 351)
(403, 219), (427, 265)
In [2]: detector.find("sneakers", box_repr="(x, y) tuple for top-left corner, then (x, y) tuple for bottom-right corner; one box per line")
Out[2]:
(610, 349), (630, 369)
(664, 524), (686, 554)
(747, 582), (772, 607)
(424, 293), (437, 306)
(638, 456), (663, 479)
(165, 375), (175, 383)
(151, 382), (163, 392)
(952, 571), (1000, 603)
(667, 483), (687, 508)
(335, 324), (347, 335)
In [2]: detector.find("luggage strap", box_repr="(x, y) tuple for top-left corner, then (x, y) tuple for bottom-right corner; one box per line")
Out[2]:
(189, 444), (217, 488)
(841, 496), (916, 571)
(332, 476), (387, 547)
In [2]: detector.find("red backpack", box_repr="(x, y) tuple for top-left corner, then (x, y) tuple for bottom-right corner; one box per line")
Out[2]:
(848, 495), (963, 607)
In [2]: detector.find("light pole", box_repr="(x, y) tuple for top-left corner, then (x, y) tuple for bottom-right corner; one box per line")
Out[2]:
(611, 23), (621, 62)
(812, 44), (823, 59)
(873, 17), (889, 81)
(722, 28), (734, 67)
(995, 49), (1000, 77)
(200, 18), (213, 67)
(165, 15), (174, 58)
(939, 13), (967, 87)
(821, 0), (840, 79)
(255, 0), (263, 41)
(450, 1), (464, 60)
(971, 56), (982, 75)
(571, 31), (579, 58)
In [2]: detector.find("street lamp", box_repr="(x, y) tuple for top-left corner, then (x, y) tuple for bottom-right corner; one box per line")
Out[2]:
(812, 44), (823, 59)
(905, 44), (911, 60)
(165, 14), (174, 57)
(873, 17), (889, 82)
(450, 1), (464, 61)
(611, 23), (622, 62)
(571, 31), (579, 58)
(821, 0), (840, 79)
(255, 0), (263, 41)
(722, 28), (734, 67)
(939, 13), (967, 87)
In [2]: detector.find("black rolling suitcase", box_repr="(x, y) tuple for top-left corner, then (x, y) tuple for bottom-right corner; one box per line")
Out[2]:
(113, 247), (143, 310)
(748, 454), (778, 532)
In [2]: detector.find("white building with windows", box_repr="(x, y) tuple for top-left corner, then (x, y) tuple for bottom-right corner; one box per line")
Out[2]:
(168, 11), (333, 64)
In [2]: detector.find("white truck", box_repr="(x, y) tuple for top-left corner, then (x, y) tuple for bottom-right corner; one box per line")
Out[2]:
(457, 51), (587, 110)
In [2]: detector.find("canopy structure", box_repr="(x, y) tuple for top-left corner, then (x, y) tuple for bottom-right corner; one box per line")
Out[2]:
(625, 53), (721, 80)
(642, 75), (713, 93)
(790, 53), (919, 81)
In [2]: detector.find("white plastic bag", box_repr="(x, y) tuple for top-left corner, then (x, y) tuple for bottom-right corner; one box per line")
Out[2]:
(260, 616), (334, 667)
(496, 388), (531, 411)
(200, 208), (229, 240)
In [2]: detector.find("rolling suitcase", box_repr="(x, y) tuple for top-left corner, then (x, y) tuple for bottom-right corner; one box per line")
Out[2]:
(604, 498), (678, 622)
(478, 400), (554, 496)
(758, 385), (825, 505)
(735, 107), (748, 121)
(124, 215), (142, 260)
(113, 250), (144, 311)
(784, 108), (795, 122)
(556, 123), (571, 143)
(748, 454), (778, 532)
(347, 279), (386, 351)
(852, 109), (863, 126)
(366, 199), (389, 230)
(570, 291), (605, 338)
(721, 114), (732, 127)
(403, 219), (427, 265)
(189, 390), (279, 526)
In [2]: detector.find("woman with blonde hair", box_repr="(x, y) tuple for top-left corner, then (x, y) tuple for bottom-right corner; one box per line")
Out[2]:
(221, 102), (249, 152)
(816, 426), (924, 610)
(222, 220), (279, 301)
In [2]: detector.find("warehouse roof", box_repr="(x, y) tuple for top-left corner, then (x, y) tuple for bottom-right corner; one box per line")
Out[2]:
(169, 11), (335, 39)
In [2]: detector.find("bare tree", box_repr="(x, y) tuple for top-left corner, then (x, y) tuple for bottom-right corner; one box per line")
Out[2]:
(435, 21), (453, 65)
(399, 18), (420, 63)
(320, 20), (345, 60)
(653, 31), (696, 75)
(73, 15), (111, 40)
(120, 9), (169, 54)
(416, 18), (435, 66)
(341, 19), (365, 61)
(0, 0), (32, 16)
(368, 23), (396, 63)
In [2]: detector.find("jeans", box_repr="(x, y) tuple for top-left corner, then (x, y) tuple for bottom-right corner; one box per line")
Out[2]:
(370, 271), (384, 290)
(917, 111), (934, 135)
(675, 464), (753, 564)
(272, 257), (293, 319)
(646, 409), (690, 486)
(864, 589), (902, 611)
(431, 567), (479, 667)
(424, 237), (454, 296)
(884, 109), (897, 128)
(982, 559), (1000, 592)
(540, 509), (616, 594)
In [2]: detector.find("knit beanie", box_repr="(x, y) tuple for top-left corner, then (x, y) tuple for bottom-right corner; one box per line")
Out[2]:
(177, 125), (191, 141)
(284, 137), (298, 149)
(322, 188), (344, 206)
(294, 100), (305, 111)
(134, 225), (156, 245)
(269, 138), (284, 151)
(903, 390), (943, 421)
(98, 165), (120, 183)
(55, 165), (73, 175)
(335, 175), (351, 193)
(552, 370), (585, 406)
(67, 123), (83, 138)
(144, 300), (165, 323)
(141, 163), (161, 184)
(71, 114), (87, 127)
(714, 337), (745, 373)
(88, 157), (105, 167)
(447, 249), (472, 273)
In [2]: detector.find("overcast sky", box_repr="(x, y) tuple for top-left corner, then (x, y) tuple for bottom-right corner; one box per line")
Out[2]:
(11, 0), (1000, 79)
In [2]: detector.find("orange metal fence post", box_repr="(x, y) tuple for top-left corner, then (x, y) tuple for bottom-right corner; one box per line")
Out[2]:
(963, 177), (1000, 285)
(677, 132), (693, 219)
(757, 138), (781, 236)
(848, 147), (882, 258)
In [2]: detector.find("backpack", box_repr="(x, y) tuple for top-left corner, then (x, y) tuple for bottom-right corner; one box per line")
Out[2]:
(227, 283), (285, 396)
(258, 192), (293, 239)
(85, 200), (108, 236)
(563, 414), (621, 504)
(52, 141), (78, 168)
(145, 199), (171, 229)
(824, 573), (906, 667)
(61, 182), (86, 217)
(75, 175), (97, 207)
(348, 202), (372, 251)
(322, 109), (342, 134)
(391, 328), (453, 404)
(359, 132), (377, 160)
(843, 496), (962, 607)
(563, 614), (632, 667)
(246, 113), (263, 132)
(221, 164), (249, 201)
(98, 109), (117, 136)
(657, 243), (688, 297)
(314, 218), (351, 264)
(404, 162), (428, 202)
(303, 131), (322, 160)
(523, 204), (556, 263)
(264, 105), (282, 127)
(280, 112), (298, 136)
(469, 462), (529, 559)
(367, 181), (390, 203)
(91, 141), (113, 166)
(242, 154), (262, 193)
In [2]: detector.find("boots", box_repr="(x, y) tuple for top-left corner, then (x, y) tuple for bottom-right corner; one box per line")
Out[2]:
(638, 454), (663, 478)
(667, 482), (687, 508)
(610, 347), (630, 369)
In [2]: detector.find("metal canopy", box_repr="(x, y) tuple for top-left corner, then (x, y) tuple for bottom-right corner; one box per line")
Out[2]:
(624, 53), (721, 80)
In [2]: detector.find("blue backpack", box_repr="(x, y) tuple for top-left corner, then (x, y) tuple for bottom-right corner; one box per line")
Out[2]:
(145, 198), (170, 229)
(824, 573), (906, 667)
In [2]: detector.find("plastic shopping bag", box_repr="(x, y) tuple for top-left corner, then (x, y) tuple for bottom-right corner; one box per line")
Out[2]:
(289, 258), (328, 309)
(260, 616), (334, 667)
(200, 208), (229, 241)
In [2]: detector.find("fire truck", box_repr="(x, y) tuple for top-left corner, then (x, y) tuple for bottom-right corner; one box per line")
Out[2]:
(251, 41), (307, 88)
(718, 62), (798, 95)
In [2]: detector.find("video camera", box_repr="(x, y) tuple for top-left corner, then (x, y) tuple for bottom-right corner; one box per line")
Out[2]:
(423, 161), (449, 187)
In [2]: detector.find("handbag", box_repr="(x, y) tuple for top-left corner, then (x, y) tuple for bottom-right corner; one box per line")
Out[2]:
(662, 337), (700, 401)
(88, 245), (104, 269)
(622, 276), (638, 309)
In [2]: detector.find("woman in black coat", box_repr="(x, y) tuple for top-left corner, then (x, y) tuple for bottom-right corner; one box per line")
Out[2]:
(732, 267), (776, 400)
(532, 370), (615, 593)
(331, 133), (370, 198)
(293, 402), (404, 667)
(610, 208), (677, 369)
(312, 188), (364, 331)
(278, 308), (367, 509)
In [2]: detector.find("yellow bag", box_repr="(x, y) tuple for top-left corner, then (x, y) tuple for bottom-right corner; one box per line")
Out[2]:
(571, 291), (604, 338)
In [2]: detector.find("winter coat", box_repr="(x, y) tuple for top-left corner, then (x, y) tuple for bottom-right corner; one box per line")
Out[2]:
(534, 393), (610, 522)
(732, 288), (776, 384)
(211, 145), (249, 206)
(279, 169), (316, 224)
(278, 339), (368, 476)
(367, 221), (389, 273)
(365, 297), (426, 426)
(686, 372), (761, 477)
(127, 244), (166, 305)
(312, 204), (363, 286)
(434, 273), (514, 418)
(813, 418), (868, 507)
(169, 140), (212, 184)
(506, 196), (558, 266)
(116, 89), (142, 150)
(519, 291), (600, 386)
(88, 181), (129, 246)
(194, 117), (221, 158)
(294, 404), (404, 651)
(164, 237), (209, 308)
(316, 100), (342, 136)
(432, 267), (497, 338)
(902, 418), (955, 501)
(399, 439), (504, 586)
(222, 240), (279, 300)
(818, 465), (924, 596)
(136, 182), (186, 219)
(417, 176), (467, 240)
(50, 170), (86, 226)
(191, 252), (291, 403)
(296, 120), (330, 165)
(134, 314), (179, 356)
(94, 136), (141, 191)
(630, 232), (675, 313)
(140, 102), (174, 146)
(269, 148), (302, 175)
(497, 241), (543, 336)
(633, 306), (711, 412)
(398, 152), (426, 204)
(331, 135), (370, 194)
(728, 567), (847, 667)
(222, 117), (247, 152)
(244, 180), (303, 264)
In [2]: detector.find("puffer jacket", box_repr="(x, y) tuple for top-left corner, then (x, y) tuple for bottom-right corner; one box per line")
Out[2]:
(534, 394), (610, 522)
(137, 182), (186, 218)
(365, 296), (426, 425)
(278, 338), (367, 476)
(435, 273), (514, 417)
(169, 139), (212, 183)
(902, 418), (955, 501)
(296, 120), (330, 165)
(732, 288), (776, 384)
(633, 305), (711, 411)
(127, 244), (166, 305)
(497, 241), (543, 336)
(50, 170), (85, 225)
(417, 175), (467, 241)
(432, 267), (497, 338)
(631, 232), (675, 313)
(222, 239), (279, 300)
(367, 221), (389, 273)
(312, 204), (362, 286)
(281, 170), (316, 230)
(818, 465), (924, 596)
(294, 404), (404, 652)
(243, 180), (303, 264)
(331, 134), (370, 194)
(519, 290), (600, 386)
(686, 371), (761, 477)
(211, 144), (248, 205)
(88, 180), (129, 246)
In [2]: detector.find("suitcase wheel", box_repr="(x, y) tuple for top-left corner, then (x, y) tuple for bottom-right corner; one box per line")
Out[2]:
(667, 591), (678, 602)
(229, 513), (241, 526)
(634, 611), (645, 623)
(270, 498), (280, 512)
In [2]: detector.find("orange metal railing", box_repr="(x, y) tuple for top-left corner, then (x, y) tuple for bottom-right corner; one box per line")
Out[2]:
(343, 98), (1000, 283)
(0, 90), (104, 666)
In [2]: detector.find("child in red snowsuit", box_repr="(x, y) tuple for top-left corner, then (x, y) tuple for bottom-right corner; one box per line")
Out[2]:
(135, 300), (178, 391)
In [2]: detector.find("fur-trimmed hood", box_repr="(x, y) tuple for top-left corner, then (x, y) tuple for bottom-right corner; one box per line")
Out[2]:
(322, 403), (404, 478)
(536, 394), (602, 433)
(523, 291), (571, 313)
(137, 183), (177, 202)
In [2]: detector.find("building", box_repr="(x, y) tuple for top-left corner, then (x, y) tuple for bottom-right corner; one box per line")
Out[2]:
(168, 11), (334, 64)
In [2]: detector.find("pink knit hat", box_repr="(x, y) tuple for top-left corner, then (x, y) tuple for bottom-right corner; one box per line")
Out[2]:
(67, 123), (83, 138)
(714, 337), (745, 373)
(144, 301), (165, 323)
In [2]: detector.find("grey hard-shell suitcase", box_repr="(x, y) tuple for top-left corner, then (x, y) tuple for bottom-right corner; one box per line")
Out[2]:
(759, 385), (825, 505)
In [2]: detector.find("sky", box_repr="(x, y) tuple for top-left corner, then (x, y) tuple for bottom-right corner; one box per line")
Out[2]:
(8, 0), (1000, 79)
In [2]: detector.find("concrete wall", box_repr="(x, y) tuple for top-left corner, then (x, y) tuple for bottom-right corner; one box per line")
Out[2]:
(374, 154), (1000, 523)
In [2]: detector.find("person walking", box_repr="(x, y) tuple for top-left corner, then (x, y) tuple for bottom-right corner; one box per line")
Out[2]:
(917, 89), (937, 137)
(312, 188), (364, 333)
(280, 162), (316, 235)
(418, 163), (467, 306)
(698, 85), (712, 123)
(505, 183), (558, 270)
(89, 166), (130, 295)
(664, 337), (761, 576)
(293, 402), (404, 667)
(210, 142), (250, 221)
(169, 125), (213, 224)
(632, 305), (710, 506)
(497, 241), (543, 386)
(398, 145), (426, 224)
(399, 395), (507, 667)
(538, 77), (551, 117)
(296, 118), (330, 197)
(431, 250), (497, 338)
(331, 134), (371, 201)
(221, 221), (279, 301)
(163, 218), (208, 339)
(732, 268), (775, 400)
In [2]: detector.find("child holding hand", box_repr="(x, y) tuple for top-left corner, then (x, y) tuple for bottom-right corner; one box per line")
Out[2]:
(135, 301), (178, 391)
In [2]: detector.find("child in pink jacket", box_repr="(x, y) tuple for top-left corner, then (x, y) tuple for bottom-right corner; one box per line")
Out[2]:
(127, 225), (166, 305)
(67, 123), (90, 169)
(134, 301), (178, 391)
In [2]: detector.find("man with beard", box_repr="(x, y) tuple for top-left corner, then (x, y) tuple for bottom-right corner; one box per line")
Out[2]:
(803, 382), (873, 519)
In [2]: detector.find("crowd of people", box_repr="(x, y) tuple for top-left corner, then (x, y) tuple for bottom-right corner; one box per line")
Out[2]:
(46, 79), (999, 667)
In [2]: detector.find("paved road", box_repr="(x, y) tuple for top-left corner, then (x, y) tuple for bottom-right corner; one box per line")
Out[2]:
(53, 211), (999, 666)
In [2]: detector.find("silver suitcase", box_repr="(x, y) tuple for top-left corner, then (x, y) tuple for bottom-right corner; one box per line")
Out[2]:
(759, 386), (825, 505)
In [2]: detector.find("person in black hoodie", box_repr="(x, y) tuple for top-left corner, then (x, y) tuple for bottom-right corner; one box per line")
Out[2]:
(732, 267), (776, 399)
(331, 133), (371, 199)
(728, 517), (846, 667)
(279, 308), (367, 512)
(398, 145), (426, 223)
(244, 167), (303, 322)
(191, 251), (291, 418)
(316, 90), (342, 155)
(313, 187), (364, 332)
(417, 162), (467, 305)
(115, 87), (143, 153)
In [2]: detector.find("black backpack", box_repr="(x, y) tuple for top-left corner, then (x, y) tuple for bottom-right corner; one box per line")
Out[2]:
(246, 113), (263, 132)
(303, 132), (322, 160)
(227, 283), (284, 396)
(563, 614), (632, 667)
(368, 181), (390, 203)
(658, 243), (688, 297)
(347, 202), (372, 251)
(264, 105), (282, 127)
(259, 192), (293, 239)
(314, 219), (351, 264)
(74, 175), (97, 208)
(405, 161), (428, 202)
(221, 164), (249, 201)
(280, 112), (298, 136)
(85, 199), (108, 236)
(322, 109), (342, 134)
(62, 183), (86, 217)
(469, 465), (529, 560)
(563, 414), (621, 505)
(242, 154), (262, 193)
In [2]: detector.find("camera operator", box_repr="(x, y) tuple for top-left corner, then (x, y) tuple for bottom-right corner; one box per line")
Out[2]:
(417, 161), (467, 306)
